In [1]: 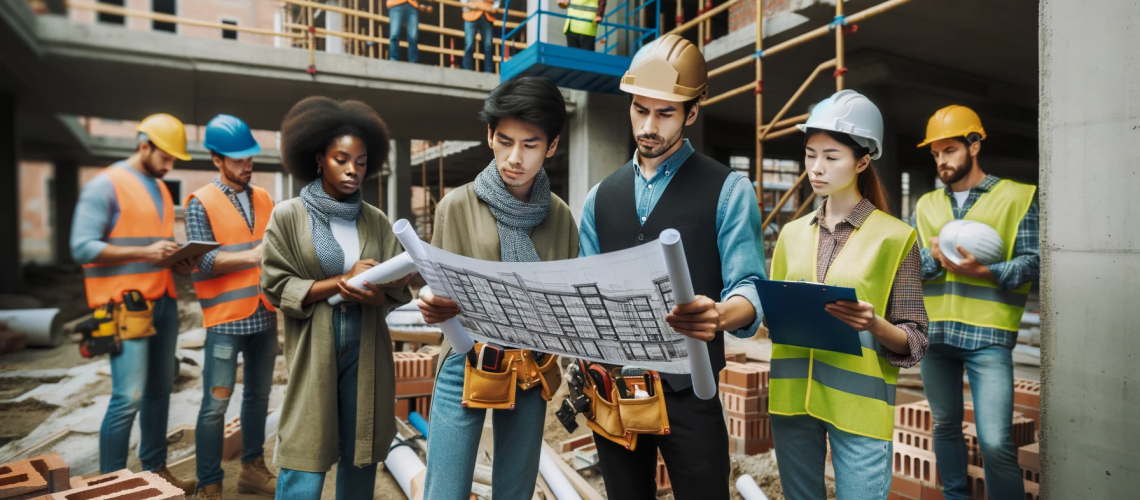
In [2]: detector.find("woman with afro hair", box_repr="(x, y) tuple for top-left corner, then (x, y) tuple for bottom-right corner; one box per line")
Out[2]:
(261, 96), (412, 499)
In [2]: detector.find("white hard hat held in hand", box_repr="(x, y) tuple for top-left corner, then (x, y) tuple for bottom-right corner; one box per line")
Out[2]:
(797, 90), (885, 159)
(939, 220), (1004, 265)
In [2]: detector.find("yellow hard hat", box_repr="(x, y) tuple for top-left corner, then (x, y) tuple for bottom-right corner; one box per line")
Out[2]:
(136, 113), (191, 161)
(917, 105), (986, 148)
(620, 34), (708, 102)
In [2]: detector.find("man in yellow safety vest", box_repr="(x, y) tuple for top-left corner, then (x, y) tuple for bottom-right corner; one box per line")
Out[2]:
(557, 0), (605, 51)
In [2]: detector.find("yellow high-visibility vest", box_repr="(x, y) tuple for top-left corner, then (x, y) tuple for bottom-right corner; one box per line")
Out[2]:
(563, 0), (599, 37)
(769, 208), (916, 441)
(914, 180), (1036, 331)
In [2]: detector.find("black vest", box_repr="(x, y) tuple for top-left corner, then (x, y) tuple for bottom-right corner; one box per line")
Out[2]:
(596, 152), (731, 391)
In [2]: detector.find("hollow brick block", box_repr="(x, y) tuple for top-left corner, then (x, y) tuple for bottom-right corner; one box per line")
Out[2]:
(393, 352), (433, 381)
(43, 471), (183, 500)
(26, 454), (69, 493)
(221, 416), (243, 461)
(0, 460), (49, 499)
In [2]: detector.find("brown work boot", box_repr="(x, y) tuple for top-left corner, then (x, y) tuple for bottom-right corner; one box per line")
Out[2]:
(197, 482), (223, 500)
(153, 464), (198, 495)
(237, 456), (277, 497)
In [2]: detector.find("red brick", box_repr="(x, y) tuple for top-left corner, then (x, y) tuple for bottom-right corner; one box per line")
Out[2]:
(890, 493), (919, 500)
(724, 351), (746, 364)
(412, 396), (431, 420)
(895, 429), (932, 451)
(744, 361), (771, 389)
(895, 401), (934, 435)
(963, 401), (974, 424)
(1012, 379), (1040, 409)
(71, 471), (134, 490)
(1023, 479), (1039, 500)
(1011, 417), (1036, 448)
(727, 414), (770, 441)
(890, 474), (922, 499)
(395, 378), (434, 398)
(393, 352), (433, 381)
(41, 471), (184, 500)
(728, 437), (773, 456)
(722, 392), (767, 416)
(719, 362), (762, 390)
(395, 399), (411, 420)
(892, 442), (940, 485)
(559, 434), (594, 454)
(1018, 442), (1039, 471)
(965, 465), (987, 500)
(0, 460), (49, 499)
(1014, 405), (1040, 425)
(962, 423), (983, 467)
(0, 330), (27, 354)
(655, 456), (671, 494)
(1022, 467), (1039, 484)
(921, 482), (945, 500)
(718, 383), (760, 398)
(26, 454), (69, 493)
(221, 417), (242, 461)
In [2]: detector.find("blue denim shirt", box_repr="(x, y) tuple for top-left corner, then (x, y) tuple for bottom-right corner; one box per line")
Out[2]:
(579, 140), (767, 338)
(71, 162), (167, 265)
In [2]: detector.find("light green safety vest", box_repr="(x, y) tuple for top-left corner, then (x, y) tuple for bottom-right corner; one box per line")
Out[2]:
(914, 180), (1036, 332)
(769, 208), (916, 441)
(563, 0), (599, 37)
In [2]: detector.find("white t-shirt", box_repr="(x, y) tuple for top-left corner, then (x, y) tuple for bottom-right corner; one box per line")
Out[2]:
(329, 217), (360, 274)
(952, 190), (970, 208)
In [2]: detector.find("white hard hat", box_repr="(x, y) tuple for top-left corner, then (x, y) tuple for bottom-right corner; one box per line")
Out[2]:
(797, 90), (885, 159)
(938, 220), (1004, 265)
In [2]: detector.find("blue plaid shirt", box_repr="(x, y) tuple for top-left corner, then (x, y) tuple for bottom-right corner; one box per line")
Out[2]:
(184, 178), (277, 335)
(911, 175), (1039, 350)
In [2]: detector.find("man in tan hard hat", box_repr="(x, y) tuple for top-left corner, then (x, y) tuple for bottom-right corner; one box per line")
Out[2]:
(71, 113), (200, 494)
(577, 34), (766, 499)
(912, 105), (1038, 500)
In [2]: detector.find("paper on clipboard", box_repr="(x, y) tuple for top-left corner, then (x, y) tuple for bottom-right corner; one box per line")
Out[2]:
(154, 241), (221, 269)
(755, 279), (864, 356)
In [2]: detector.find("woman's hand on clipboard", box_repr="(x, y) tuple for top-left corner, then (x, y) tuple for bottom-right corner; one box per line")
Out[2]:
(824, 300), (880, 332)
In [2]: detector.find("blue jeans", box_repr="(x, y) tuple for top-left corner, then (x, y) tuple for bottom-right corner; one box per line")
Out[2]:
(771, 414), (893, 500)
(423, 352), (547, 500)
(388, 3), (419, 63)
(921, 344), (1023, 500)
(463, 17), (495, 72)
(276, 304), (377, 500)
(195, 326), (278, 487)
(99, 295), (180, 473)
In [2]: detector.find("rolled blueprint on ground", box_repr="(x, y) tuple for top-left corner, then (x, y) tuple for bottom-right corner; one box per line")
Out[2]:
(386, 437), (426, 500)
(540, 446), (583, 500)
(735, 474), (770, 500)
(392, 219), (475, 354)
(328, 252), (417, 305)
(659, 229), (717, 400)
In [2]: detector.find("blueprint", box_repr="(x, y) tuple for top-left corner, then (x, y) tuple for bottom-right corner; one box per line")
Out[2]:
(417, 241), (690, 373)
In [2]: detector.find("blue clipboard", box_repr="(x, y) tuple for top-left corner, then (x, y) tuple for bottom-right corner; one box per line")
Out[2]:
(755, 279), (864, 356)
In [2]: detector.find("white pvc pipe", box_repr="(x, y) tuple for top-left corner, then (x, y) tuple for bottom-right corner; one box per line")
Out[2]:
(659, 229), (717, 400)
(0, 308), (63, 347)
(735, 474), (769, 500)
(539, 446), (582, 500)
(392, 219), (475, 354)
(328, 252), (417, 305)
(385, 438), (426, 499)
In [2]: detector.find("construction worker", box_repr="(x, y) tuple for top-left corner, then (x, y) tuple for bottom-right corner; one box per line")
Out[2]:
(262, 97), (412, 500)
(70, 113), (198, 493)
(557, 0), (605, 51)
(417, 75), (577, 500)
(186, 114), (278, 500)
(388, 0), (421, 63)
(768, 90), (928, 499)
(462, 0), (500, 72)
(577, 34), (765, 499)
(913, 105), (1038, 500)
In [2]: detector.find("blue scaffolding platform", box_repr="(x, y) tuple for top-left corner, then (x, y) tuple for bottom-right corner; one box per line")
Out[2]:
(499, 0), (659, 94)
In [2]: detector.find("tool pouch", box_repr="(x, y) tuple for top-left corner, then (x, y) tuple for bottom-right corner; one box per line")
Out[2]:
(533, 352), (563, 401)
(582, 368), (670, 450)
(114, 300), (156, 340)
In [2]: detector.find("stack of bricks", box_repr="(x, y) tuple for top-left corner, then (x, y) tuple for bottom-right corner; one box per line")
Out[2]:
(719, 361), (772, 455)
(0, 453), (69, 499)
(726, 0), (794, 34)
(394, 352), (435, 421)
(0, 454), (184, 500)
(222, 416), (243, 461)
(1013, 378), (1041, 426)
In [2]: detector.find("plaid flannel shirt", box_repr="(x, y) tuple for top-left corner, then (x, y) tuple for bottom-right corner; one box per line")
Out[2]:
(911, 175), (1040, 350)
(184, 178), (276, 335)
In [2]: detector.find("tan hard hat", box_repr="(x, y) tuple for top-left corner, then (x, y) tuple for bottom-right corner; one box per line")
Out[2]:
(620, 34), (708, 102)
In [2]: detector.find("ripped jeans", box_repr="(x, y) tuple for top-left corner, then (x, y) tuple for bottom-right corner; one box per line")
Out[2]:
(195, 326), (278, 488)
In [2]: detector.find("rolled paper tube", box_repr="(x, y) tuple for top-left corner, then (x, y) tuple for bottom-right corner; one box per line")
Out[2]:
(659, 229), (717, 401)
(385, 436), (426, 499)
(735, 474), (770, 500)
(392, 219), (475, 354)
(328, 252), (416, 305)
(539, 446), (583, 500)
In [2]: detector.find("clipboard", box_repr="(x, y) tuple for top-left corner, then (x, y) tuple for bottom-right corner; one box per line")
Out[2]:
(154, 241), (220, 269)
(755, 279), (864, 356)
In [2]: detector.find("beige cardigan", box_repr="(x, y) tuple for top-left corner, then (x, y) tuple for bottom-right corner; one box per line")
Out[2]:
(261, 198), (411, 471)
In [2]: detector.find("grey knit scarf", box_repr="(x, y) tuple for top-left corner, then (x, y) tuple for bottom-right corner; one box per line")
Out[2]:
(473, 161), (550, 263)
(301, 179), (362, 278)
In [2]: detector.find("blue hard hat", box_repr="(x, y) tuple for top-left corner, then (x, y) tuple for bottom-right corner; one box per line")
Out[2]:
(203, 114), (262, 159)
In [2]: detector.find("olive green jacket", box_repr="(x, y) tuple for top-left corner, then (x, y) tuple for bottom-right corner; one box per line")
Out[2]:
(431, 182), (580, 373)
(261, 198), (411, 471)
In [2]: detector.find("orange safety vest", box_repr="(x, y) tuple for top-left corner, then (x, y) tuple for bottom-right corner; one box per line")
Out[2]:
(185, 184), (276, 328)
(81, 166), (177, 308)
(463, 1), (495, 22)
(387, 0), (420, 8)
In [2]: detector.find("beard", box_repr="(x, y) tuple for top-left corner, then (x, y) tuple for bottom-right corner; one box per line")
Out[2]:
(222, 167), (250, 186)
(938, 155), (974, 185)
(636, 129), (684, 159)
(141, 150), (167, 178)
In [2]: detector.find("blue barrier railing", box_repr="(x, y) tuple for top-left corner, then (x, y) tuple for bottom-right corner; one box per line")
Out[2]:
(500, 0), (660, 61)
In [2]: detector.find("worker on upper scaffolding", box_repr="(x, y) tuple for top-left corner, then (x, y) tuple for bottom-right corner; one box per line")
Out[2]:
(462, 0), (501, 72)
(912, 105), (1038, 500)
(577, 34), (766, 499)
(387, 0), (423, 63)
(70, 113), (199, 494)
(557, 0), (605, 51)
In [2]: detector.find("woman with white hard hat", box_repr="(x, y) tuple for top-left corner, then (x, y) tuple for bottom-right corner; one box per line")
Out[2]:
(767, 90), (929, 499)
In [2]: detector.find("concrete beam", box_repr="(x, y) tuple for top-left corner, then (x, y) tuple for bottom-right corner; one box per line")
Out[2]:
(567, 91), (630, 220)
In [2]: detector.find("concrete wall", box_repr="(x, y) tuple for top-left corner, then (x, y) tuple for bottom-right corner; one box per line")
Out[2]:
(1039, 0), (1140, 497)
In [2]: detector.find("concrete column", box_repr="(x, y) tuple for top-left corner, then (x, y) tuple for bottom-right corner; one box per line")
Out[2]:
(325, 0), (344, 55)
(567, 90), (630, 220)
(53, 160), (78, 266)
(387, 139), (413, 222)
(527, 0), (565, 46)
(0, 95), (20, 292)
(1039, 1), (1140, 497)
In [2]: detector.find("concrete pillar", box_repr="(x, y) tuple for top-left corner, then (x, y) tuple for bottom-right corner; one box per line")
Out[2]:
(387, 139), (413, 222)
(53, 160), (78, 266)
(325, 0), (344, 55)
(0, 95), (20, 292)
(361, 174), (381, 208)
(527, 0), (565, 46)
(567, 90), (630, 220)
(1039, 1), (1140, 498)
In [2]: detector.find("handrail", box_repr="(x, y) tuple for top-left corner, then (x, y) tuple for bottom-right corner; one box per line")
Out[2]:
(664, 0), (740, 37)
(761, 170), (807, 230)
(284, 23), (504, 61)
(500, 1), (659, 60)
(67, 2), (305, 39)
(433, 0), (528, 19)
(281, 0), (523, 43)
